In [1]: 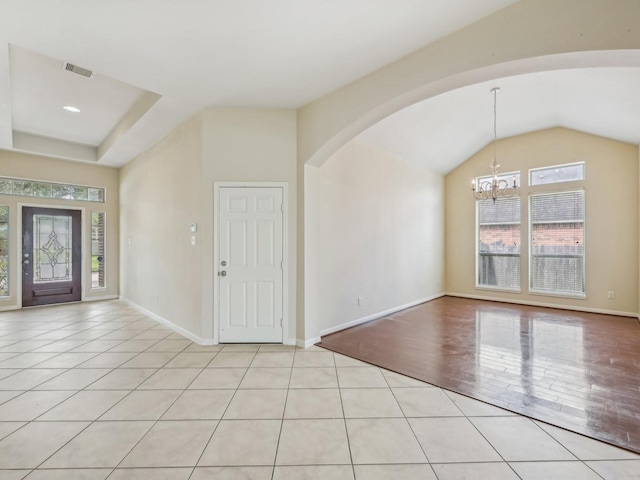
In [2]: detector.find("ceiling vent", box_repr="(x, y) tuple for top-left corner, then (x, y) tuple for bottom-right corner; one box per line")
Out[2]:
(63, 62), (93, 78)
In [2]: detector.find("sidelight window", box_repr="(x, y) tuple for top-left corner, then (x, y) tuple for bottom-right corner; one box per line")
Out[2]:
(91, 212), (105, 288)
(0, 206), (8, 296)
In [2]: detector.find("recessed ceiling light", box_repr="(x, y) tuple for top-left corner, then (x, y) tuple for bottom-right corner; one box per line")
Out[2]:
(63, 105), (81, 113)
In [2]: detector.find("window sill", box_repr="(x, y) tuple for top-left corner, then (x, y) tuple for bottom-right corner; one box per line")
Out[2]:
(475, 286), (522, 294)
(529, 290), (586, 300)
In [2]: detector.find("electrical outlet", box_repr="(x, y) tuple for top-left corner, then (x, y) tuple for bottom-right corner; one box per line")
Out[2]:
(357, 297), (363, 306)
(607, 291), (615, 299)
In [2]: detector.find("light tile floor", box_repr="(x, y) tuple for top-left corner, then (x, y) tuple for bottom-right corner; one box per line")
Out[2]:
(0, 300), (638, 479)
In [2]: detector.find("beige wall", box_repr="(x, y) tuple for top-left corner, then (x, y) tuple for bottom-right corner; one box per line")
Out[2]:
(294, 0), (640, 337)
(119, 113), (204, 337)
(305, 140), (444, 339)
(446, 128), (639, 315)
(0, 150), (119, 309)
(201, 108), (297, 342)
(118, 108), (297, 343)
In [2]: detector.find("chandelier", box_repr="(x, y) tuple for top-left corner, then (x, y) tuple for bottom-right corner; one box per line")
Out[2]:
(472, 87), (517, 203)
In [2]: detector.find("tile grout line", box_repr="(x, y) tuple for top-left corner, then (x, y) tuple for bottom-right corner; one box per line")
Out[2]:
(2, 302), (639, 477)
(105, 342), (213, 473)
(384, 368), (436, 476)
(332, 349), (358, 479)
(269, 348), (295, 480)
(5, 307), (179, 474)
(187, 347), (258, 476)
(19, 307), (154, 472)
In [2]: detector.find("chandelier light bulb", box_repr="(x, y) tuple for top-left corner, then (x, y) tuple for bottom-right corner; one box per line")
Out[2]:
(471, 87), (518, 203)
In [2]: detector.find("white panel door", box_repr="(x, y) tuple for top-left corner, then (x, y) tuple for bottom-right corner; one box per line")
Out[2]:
(218, 187), (284, 343)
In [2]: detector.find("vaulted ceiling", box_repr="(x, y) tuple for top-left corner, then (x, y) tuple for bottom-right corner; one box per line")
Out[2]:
(0, 0), (638, 173)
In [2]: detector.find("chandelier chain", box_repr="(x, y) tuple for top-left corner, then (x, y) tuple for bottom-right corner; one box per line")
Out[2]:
(493, 87), (497, 169)
(471, 87), (518, 203)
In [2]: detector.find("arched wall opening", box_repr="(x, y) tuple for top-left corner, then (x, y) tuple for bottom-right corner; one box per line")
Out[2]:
(300, 47), (640, 344)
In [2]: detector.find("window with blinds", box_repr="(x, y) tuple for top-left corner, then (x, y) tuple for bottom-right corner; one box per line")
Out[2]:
(477, 196), (521, 290)
(529, 190), (585, 296)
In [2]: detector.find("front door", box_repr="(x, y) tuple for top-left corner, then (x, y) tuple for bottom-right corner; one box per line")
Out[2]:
(218, 187), (284, 343)
(22, 207), (82, 307)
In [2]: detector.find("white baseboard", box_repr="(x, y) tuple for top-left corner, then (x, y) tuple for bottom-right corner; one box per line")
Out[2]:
(0, 294), (118, 312)
(445, 292), (639, 318)
(119, 296), (215, 345)
(297, 337), (321, 348)
(318, 293), (445, 338)
(84, 294), (119, 302)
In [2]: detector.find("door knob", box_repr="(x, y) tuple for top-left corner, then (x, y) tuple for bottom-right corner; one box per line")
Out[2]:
(219, 270), (227, 277)
(23, 260), (30, 264)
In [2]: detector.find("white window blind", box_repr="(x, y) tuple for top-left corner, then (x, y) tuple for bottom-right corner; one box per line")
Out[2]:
(530, 190), (585, 296)
(0, 206), (7, 296)
(477, 196), (521, 290)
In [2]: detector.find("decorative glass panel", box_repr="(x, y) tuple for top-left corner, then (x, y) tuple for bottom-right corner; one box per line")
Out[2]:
(88, 188), (104, 202)
(72, 186), (88, 201)
(530, 163), (584, 186)
(32, 182), (53, 198)
(33, 214), (73, 283)
(52, 184), (74, 199)
(91, 211), (105, 288)
(0, 206), (8, 296)
(12, 180), (33, 196)
(0, 176), (105, 203)
(0, 179), (11, 195)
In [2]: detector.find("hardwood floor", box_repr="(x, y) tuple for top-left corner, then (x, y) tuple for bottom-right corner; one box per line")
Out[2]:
(318, 296), (640, 454)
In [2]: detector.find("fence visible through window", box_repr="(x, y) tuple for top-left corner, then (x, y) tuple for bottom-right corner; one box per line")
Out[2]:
(477, 196), (521, 290)
(530, 190), (585, 296)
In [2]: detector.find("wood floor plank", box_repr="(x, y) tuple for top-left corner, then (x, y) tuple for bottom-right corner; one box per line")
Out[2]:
(318, 296), (640, 453)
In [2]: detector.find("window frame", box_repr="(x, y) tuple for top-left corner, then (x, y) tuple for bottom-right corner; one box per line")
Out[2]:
(0, 205), (8, 297)
(475, 195), (522, 293)
(528, 188), (586, 298)
(90, 211), (107, 290)
(0, 176), (105, 203)
(529, 161), (585, 187)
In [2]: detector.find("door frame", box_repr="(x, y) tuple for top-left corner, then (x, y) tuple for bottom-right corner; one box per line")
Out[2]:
(213, 182), (289, 345)
(17, 203), (86, 308)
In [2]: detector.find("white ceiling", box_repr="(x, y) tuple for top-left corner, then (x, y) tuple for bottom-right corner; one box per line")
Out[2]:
(358, 67), (640, 174)
(10, 46), (148, 146)
(0, 0), (638, 172)
(0, 0), (517, 166)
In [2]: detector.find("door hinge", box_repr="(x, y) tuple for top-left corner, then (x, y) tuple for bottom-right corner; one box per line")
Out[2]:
(280, 260), (283, 270)
(281, 203), (284, 213)
(280, 318), (283, 327)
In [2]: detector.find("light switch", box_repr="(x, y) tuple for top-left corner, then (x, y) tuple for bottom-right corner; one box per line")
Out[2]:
(190, 223), (197, 233)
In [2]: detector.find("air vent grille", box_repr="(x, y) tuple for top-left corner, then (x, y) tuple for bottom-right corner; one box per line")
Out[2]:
(64, 62), (93, 78)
